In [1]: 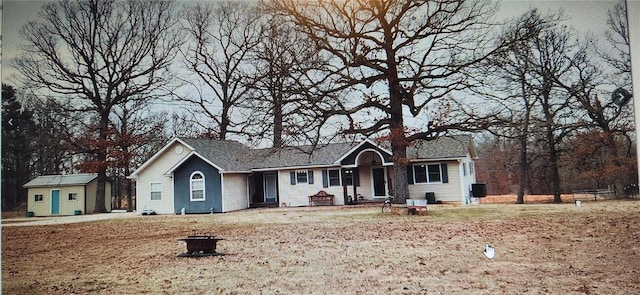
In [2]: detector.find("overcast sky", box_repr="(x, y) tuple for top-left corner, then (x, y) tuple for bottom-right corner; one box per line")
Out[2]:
(0, 0), (628, 84)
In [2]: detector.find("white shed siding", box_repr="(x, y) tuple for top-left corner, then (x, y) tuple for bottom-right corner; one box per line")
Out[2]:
(222, 173), (248, 212)
(85, 180), (112, 214)
(135, 142), (190, 214)
(27, 186), (86, 216)
(408, 161), (463, 202)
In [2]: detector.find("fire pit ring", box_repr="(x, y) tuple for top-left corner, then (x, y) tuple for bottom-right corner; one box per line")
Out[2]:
(177, 232), (225, 257)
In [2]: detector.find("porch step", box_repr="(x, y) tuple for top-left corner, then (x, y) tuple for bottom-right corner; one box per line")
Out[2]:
(249, 202), (278, 208)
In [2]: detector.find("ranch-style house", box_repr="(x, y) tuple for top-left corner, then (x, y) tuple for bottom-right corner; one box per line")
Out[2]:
(129, 135), (479, 214)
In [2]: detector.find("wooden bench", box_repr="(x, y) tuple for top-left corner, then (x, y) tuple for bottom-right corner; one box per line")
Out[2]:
(308, 191), (335, 206)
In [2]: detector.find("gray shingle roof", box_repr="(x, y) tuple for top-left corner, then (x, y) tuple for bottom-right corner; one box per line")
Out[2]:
(23, 174), (98, 188)
(406, 135), (475, 160)
(177, 135), (474, 172)
(180, 138), (254, 171)
(252, 142), (358, 169)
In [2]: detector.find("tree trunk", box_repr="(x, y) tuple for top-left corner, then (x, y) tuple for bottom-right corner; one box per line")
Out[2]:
(94, 168), (108, 213)
(94, 116), (109, 213)
(516, 134), (527, 204)
(273, 94), (283, 147)
(516, 75), (530, 205)
(545, 114), (562, 203)
(600, 130), (624, 197)
(388, 79), (408, 204)
(125, 166), (133, 212)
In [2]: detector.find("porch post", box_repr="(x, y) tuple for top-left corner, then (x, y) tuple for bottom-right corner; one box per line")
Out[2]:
(352, 168), (358, 203)
(341, 168), (348, 204)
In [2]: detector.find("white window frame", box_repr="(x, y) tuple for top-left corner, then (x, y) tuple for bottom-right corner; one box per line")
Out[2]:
(343, 169), (354, 186)
(427, 164), (442, 183)
(296, 171), (308, 184)
(413, 163), (443, 183)
(328, 169), (341, 187)
(190, 171), (205, 201)
(150, 182), (162, 200)
(68, 192), (78, 201)
(34, 194), (44, 202)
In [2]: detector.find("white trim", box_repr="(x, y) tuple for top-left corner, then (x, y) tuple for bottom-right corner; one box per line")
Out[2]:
(251, 164), (338, 172)
(371, 166), (388, 198)
(411, 163), (444, 184)
(354, 148), (390, 166)
(334, 138), (393, 164)
(221, 174), (225, 212)
(164, 151), (224, 175)
(50, 189), (61, 215)
(408, 157), (463, 162)
(326, 168), (342, 187)
(264, 172), (278, 202)
(68, 192), (78, 201)
(34, 194), (44, 202)
(150, 181), (162, 201)
(189, 171), (205, 202)
(458, 159), (467, 204)
(129, 138), (195, 178)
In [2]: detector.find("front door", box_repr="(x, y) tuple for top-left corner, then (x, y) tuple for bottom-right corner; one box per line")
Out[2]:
(264, 173), (277, 203)
(51, 189), (60, 215)
(372, 167), (386, 198)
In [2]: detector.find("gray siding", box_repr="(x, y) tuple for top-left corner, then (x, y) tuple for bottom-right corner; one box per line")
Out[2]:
(173, 156), (222, 213)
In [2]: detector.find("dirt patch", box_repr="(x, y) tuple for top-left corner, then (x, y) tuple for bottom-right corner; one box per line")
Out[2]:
(3, 201), (640, 294)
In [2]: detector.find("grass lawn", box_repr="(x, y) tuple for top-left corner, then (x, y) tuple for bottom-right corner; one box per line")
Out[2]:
(3, 200), (640, 294)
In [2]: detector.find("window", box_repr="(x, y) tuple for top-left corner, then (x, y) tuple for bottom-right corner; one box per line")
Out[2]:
(291, 170), (314, 185)
(150, 182), (162, 200)
(412, 164), (444, 183)
(190, 172), (205, 201)
(296, 171), (308, 184)
(469, 162), (475, 175)
(463, 163), (467, 176)
(428, 165), (441, 182)
(344, 169), (354, 186)
(68, 193), (78, 201)
(34, 194), (43, 202)
(414, 165), (428, 183)
(328, 169), (341, 186)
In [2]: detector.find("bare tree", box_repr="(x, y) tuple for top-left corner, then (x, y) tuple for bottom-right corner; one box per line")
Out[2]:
(14, 0), (182, 213)
(111, 100), (168, 211)
(180, 1), (262, 141)
(554, 44), (635, 196)
(241, 11), (337, 147)
(266, 0), (507, 203)
(484, 9), (562, 203)
(598, 2), (631, 84)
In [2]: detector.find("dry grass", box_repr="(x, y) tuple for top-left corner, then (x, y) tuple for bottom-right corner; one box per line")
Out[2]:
(3, 200), (640, 294)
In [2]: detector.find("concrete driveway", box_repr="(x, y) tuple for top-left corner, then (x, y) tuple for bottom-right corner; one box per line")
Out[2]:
(2, 212), (138, 227)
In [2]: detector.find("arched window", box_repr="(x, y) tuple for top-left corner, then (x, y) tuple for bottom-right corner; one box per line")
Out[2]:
(190, 172), (205, 201)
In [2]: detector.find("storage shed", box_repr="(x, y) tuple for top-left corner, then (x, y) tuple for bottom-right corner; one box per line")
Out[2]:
(24, 174), (112, 216)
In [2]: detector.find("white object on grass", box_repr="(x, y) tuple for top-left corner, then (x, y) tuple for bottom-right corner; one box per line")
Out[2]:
(483, 243), (496, 259)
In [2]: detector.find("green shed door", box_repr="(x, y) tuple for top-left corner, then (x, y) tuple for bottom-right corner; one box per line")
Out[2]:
(51, 190), (60, 215)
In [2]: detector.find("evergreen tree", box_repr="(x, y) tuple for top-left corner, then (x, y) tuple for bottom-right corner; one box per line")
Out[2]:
(2, 84), (36, 210)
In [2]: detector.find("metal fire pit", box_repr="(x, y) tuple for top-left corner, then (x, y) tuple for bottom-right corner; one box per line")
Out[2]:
(177, 232), (225, 257)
